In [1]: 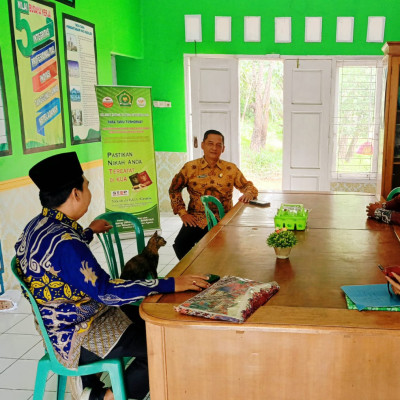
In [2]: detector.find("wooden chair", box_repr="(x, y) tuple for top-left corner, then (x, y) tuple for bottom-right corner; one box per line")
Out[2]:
(11, 257), (128, 400)
(201, 195), (225, 230)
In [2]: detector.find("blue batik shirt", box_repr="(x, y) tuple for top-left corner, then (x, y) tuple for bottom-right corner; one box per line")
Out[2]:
(15, 208), (175, 366)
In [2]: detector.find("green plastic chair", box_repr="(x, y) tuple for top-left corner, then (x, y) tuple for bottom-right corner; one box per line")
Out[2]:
(201, 195), (225, 230)
(11, 257), (128, 400)
(387, 187), (400, 201)
(95, 211), (145, 279)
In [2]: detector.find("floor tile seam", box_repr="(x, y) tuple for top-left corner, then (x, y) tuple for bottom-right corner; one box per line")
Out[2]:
(0, 387), (33, 394)
(3, 331), (39, 336)
(0, 358), (18, 377)
(0, 313), (31, 323)
(12, 336), (43, 360)
(2, 314), (36, 334)
(0, 360), (53, 391)
(19, 341), (46, 361)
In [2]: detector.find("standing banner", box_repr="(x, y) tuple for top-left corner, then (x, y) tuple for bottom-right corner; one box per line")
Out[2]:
(95, 85), (160, 232)
(9, 0), (65, 153)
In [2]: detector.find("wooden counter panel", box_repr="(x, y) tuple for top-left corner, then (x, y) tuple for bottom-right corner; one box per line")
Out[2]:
(158, 324), (400, 400)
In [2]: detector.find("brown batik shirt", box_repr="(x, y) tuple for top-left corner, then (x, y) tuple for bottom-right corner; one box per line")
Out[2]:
(169, 157), (258, 229)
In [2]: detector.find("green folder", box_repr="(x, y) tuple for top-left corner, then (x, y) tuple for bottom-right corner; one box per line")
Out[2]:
(345, 294), (400, 312)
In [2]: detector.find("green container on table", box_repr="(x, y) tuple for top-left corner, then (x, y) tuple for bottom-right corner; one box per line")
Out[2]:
(274, 204), (308, 231)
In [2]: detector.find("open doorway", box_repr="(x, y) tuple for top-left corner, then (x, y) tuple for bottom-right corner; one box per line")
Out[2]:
(239, 59), (283, 191)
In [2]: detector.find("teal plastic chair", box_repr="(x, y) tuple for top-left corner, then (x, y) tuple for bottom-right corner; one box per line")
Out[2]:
(11, 257), (128, 400)
(95, 211), (145, 279)
(201, 195), (225, 230)
(387, 187), (400, 201)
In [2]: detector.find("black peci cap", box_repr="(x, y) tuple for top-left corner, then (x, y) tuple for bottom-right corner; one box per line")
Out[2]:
(29, 152), (83, 192)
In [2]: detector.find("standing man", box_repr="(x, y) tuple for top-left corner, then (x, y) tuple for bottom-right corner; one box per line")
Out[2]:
(169, 129), (258, 260)
(15, 152), (210, 400)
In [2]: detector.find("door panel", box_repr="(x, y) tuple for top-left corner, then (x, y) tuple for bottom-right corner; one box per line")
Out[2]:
(291, 112), (321, 168)
(292, 70), (323, 104)
(199, 70), (231, 102)
(283, 59), (332, 191)
(189, 57), (239, 163)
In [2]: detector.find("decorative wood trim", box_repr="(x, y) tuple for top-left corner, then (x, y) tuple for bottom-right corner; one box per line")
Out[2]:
(381, 41), (400, 198)
(382, 42), (400, 56)
(0, 159), (103, 192)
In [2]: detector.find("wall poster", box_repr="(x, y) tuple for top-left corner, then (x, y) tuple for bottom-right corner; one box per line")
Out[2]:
(9, 0), (65, 154)
(0, 50), (11, 156)
(63, 15), (100, 144)
(95, 85), (160, 232)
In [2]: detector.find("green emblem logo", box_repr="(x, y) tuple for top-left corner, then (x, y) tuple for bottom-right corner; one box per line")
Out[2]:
(117, 90), (133, 107)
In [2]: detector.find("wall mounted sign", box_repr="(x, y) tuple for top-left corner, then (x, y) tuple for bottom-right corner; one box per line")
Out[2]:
(0, 50), (11, 157)
(63, 15), (100, 144)
(9, 0), (65, 154)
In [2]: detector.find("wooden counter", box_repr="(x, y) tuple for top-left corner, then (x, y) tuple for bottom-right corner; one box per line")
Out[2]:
(140, 192), (400, 400)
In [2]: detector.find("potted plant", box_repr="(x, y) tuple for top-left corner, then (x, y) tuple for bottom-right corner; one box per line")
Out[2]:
(267, 228), (298, 259)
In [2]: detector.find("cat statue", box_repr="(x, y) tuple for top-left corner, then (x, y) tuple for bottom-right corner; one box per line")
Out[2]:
(120, 231), (167, 280)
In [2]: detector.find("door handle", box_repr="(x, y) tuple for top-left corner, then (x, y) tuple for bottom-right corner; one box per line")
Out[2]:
(194, 136), (198, 148)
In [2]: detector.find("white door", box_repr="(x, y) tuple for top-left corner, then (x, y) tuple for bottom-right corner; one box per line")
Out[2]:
(188, 57), (239, 164)
(283, 59), (332, 191)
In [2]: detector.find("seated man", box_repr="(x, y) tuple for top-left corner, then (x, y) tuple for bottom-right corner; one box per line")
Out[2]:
(366, 194), (400, 224)
(15, 152), (209, 400)
(169, 129), (258, 260)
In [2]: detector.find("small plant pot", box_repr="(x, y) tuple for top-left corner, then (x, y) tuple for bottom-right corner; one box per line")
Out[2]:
(274, 247), (292, 259)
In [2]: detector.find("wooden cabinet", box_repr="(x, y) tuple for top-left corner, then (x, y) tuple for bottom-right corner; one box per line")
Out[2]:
(381, 42), (400, 199)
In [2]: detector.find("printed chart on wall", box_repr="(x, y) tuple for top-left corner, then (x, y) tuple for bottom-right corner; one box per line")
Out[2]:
(95, 85), (160, 231)
(9, 0), (65, 153)
(63, 15), (100, 144)
(0, 50), (11, 156)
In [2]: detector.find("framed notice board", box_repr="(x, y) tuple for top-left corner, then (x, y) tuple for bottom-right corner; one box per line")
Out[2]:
(8, 0), (66, 154)
(63, 14), (100, 144)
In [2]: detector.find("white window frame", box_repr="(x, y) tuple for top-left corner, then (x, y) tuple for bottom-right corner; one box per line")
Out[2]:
(330, 58), (384, 182)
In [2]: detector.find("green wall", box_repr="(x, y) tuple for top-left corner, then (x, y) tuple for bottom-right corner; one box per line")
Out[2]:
(0, 0), (142, 181)
(116, 0), (400, 153)
(2, 0), (400, 180)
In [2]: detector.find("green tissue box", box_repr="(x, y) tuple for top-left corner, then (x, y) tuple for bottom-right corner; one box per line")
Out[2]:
(274, 203), (308, 230)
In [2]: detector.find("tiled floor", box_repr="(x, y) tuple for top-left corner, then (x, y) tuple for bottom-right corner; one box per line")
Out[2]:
(0, 212), (182, 400)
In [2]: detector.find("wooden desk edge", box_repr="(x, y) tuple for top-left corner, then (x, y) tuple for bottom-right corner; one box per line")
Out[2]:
(140, 303), (400, 334)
